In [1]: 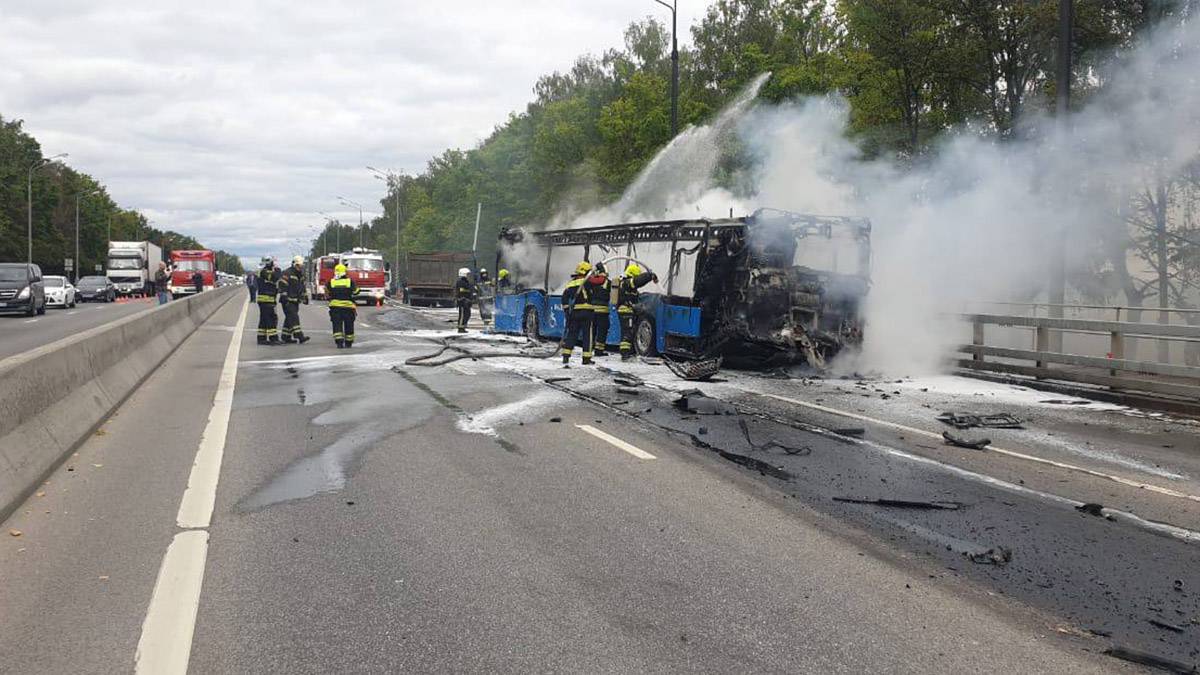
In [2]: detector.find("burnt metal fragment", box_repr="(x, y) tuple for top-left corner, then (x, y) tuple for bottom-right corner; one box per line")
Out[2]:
(942, 431), (991, 450)
(673, 390), (736, 415)
(1104, 646), (1197, 674)
(738, 419), (811, 456)
(1149, 619), (1187, 633)
(967, 546), (1013, 566)
(936, 412), (1024, 429)
(664, 356), (723, 381)
(833, 497), (962, 511)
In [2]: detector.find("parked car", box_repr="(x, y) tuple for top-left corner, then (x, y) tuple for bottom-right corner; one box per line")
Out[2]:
(44, 276), (77, 308)
(0, 263), (47, 316)
(76, 275), (117, 302)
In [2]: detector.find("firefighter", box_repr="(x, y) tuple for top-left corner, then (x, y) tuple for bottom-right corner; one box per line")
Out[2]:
(279, 255), (311, 344)
(617, 263), (658, 360)
(256, 258), (283, 345)
(478, 268), (491, 289)
(327, 263), (358, 348)
(561, 261), (595, 365)
(454, 267), (475, 333)
(590, 262), (612, 357)
(497, 268), (512, 292)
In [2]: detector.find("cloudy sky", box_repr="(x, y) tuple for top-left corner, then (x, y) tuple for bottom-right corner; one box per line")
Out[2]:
(0, 1), (700, 262)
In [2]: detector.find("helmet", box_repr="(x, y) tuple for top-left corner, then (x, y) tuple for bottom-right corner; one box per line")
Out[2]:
(624, 263), (642, 277)
(334, 263), (347, 276)
(458, 267), (470, 277)
(498, 268), (509, 278)
(480, 267), (487, 273)
(574, 261), (592, 276)
(292, 255), (304, 266)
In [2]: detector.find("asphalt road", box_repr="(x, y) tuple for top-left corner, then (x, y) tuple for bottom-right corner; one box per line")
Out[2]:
(2, 298), (1194, 672)
(0, 295), (157, 362)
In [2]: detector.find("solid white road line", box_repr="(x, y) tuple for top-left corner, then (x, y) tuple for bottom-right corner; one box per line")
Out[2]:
(135, 531), (209, 674)
(134, 300), (248, 675)
(753, 391), (1200, 505)
(576, 424), (656, 460)
(177, 299), (249, 527)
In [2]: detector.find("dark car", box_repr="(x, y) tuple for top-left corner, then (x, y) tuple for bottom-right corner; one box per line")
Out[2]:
(76, 275), (117, 303)
(0, 263), (47, 316)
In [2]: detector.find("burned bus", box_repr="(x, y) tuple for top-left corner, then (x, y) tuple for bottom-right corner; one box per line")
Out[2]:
(493, 209), (871, 370)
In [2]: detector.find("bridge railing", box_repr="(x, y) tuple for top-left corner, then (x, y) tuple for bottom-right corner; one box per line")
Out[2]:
(956, 312), (1200, 400)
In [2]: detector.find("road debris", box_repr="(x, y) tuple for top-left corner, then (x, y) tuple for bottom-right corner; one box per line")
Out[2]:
(1074, 503), (1116, 521)
(967, 546), (1013, 566)
(616, 387), (641, 395)
(739, 419), (811, 456)
(673, 390), (736, 416)
(833, 497), (961, 511)
(942, 431), (991, 450)
(664, 356), (723, 381)
(1104, 646), (1197, 674)
(936, 412), (1024, 429)
(1148, 618), (1187, 633)
(832, 427), (866, 437)
(8, 529), (22, 537)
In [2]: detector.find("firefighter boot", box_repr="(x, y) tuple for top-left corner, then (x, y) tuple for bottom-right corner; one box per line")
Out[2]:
(562, 353), (570, 365)
(298, 334), (311, 344)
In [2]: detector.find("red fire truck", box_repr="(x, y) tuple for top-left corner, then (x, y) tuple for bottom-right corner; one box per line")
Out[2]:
(342, 248), (388, 305)
(168, 249), (216, 298)
(313, 254), (341, 300)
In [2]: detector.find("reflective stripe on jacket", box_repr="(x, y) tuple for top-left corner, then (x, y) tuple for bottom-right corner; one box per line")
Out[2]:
(617, 271), (654, 314)
(327, 276), (357, 309)
(257, 266), (282, 303)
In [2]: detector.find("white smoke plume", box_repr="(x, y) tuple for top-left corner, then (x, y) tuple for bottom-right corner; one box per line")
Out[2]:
(507, 18), (1200, 374)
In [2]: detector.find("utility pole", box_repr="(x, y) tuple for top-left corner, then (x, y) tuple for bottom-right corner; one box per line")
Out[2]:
(471, 202), (483, 267)
(653, 0), (679, 136)
(27, 153), (68, 267)
(1048, 0), (1073, 350)
(75, 189), (98, 283)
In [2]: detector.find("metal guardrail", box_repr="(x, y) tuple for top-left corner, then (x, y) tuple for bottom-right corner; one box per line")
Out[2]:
(957, 313), (1200, 400)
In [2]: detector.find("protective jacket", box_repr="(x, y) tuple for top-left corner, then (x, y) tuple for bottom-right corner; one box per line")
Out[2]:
(561, 276), (591, 315)
(617, 271), (655, 314)
(327, 275), (357, 309)
(280, 266), (308, 303)
(256, 266), (282, 303)
(454, 277), (475, 303)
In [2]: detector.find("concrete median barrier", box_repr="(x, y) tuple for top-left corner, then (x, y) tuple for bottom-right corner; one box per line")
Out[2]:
(0, 286), (238, 521)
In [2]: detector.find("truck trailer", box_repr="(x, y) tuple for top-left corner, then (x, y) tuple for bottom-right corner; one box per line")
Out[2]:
(404, 251), (474, 307)
(107, 241), (163, 297)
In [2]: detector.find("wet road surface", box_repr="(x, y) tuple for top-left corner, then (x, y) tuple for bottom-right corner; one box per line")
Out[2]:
(1, 299), (1193, 672)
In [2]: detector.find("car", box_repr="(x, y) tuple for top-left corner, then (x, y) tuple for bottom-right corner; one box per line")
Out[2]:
(76, 275), (117, 303)
(43, 276), (77, 308)
(0, 263), (47, 316)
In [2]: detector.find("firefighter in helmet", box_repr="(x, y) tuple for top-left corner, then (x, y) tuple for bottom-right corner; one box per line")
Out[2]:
(561, 261), (596, 365)
(454, 267), (475, 333)
(279, 255), (311, 344)
(256, 258), (283, 345)
(590, 262), (612, 357)
(617, 263), (657, 359)
(497, 268), (512, 293)
(327, 263), (358, 348)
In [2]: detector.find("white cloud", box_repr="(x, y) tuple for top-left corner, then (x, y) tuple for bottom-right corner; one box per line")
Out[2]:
(0, 0), (699, 258)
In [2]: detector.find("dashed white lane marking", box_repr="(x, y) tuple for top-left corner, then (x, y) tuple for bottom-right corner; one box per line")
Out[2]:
(135, 299), (248, 675)
(576, 424), (656, 460)
(753, 391), (1200, 505)
(134, 531), (209, 674)
(359, 321), (371, 329)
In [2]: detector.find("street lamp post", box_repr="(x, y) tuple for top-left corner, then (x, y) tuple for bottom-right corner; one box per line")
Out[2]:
(318, 211), (337, 253)
(27, 153), (68, 267)
(652, 0), (679, 136)
(367, 166), (404, 291)
(337, 197), (365, 249)
(75, 189), (99, 283)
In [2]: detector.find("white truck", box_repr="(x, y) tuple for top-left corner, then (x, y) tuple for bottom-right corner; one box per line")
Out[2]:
(106, 241), (163, 297)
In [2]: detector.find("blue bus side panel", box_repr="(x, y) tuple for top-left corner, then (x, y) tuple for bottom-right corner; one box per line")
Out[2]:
(543, 296), (565, 339)
(493, 293), (526, 334)
(662, 304), (701, 337)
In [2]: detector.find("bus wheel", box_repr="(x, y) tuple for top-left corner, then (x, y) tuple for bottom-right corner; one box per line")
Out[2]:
(635, 317), (657, 356)
(523, 307), (540, 340)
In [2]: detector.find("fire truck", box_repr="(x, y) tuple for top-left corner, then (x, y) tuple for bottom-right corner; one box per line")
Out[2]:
(313, 254), (341, 300)
(168, 249), (216, 298)
(341, 248), (388, 305)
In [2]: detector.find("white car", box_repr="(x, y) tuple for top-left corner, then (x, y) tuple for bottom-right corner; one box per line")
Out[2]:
(43, 276), (77, 308)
